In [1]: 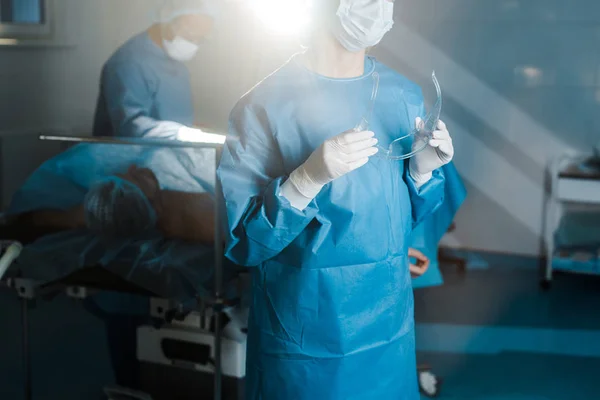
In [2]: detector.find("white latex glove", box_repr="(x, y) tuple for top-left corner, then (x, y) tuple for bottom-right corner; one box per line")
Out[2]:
(281, 130), (379, 210)
(177, 126), (203, 140)
(177, 126), (227, 144)
(409, 118), (454, 188)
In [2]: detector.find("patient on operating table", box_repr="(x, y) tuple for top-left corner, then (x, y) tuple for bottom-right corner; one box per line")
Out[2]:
(8, 164), (216, 244)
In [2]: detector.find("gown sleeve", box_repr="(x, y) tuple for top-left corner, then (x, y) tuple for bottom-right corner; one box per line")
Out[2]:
(217, 102), (319, 267)
(101, 61), (185, 138)
(403, 100), (446, 228)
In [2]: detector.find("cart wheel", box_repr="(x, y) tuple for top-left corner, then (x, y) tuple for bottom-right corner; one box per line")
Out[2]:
(419, 370), (442, 398)
(540, 279), (551, 291)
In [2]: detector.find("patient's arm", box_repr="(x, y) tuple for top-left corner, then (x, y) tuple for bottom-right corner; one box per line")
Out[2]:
(10, 191), (216, 244)
(9, 206), (86, 236)
(157, 191), (216, 244)
(6, 206), (85, 243)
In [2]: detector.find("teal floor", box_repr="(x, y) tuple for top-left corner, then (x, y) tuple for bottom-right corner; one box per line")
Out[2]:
(414, 267), (600, 400)
(417, 351), (600, 400)
(0, 265), (599, 399)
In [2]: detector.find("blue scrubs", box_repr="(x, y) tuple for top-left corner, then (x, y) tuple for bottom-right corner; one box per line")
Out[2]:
(218, 55), (445, 400)
(411, 162), (467, 289)
(93, 32), (194, 138)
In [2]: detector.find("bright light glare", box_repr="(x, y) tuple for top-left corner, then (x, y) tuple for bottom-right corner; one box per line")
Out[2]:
(178, 128), (226, 144)
(251, 0), (311, 35)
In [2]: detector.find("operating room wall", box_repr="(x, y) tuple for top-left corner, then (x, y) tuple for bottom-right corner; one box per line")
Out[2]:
(0, 0), (158, 133)
(371, 0), (600, 256)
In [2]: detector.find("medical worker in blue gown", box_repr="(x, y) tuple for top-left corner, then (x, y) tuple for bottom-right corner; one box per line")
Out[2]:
(217, 1), (455, 399)
(92, 0), (217, 138)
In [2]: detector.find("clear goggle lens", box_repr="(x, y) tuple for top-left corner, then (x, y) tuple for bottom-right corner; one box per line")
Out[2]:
(355, 71), (442, 161)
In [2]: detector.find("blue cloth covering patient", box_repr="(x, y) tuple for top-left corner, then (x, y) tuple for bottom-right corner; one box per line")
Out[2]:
(6, 143), (237, 303)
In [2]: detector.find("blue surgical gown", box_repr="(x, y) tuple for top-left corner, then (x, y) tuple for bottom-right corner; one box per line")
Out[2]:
(93, 32), (194, 138)
(217, 55), (445, 400)
(411, 162), (467, 289)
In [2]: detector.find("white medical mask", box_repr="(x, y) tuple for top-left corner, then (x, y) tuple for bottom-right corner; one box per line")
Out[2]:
(162, 36), (200, 62)
(331, 0), (395, 52)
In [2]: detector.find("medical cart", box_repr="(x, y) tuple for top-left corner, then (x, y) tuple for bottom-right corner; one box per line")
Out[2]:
(543, 154), (600, 289)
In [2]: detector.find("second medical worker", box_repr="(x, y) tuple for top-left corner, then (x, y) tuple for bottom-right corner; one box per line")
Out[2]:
(93, 0), (217, 138)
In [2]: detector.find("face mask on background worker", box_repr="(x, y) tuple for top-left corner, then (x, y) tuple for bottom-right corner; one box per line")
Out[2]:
(163, 35), (200, 62)
(330, 0), (395, 52)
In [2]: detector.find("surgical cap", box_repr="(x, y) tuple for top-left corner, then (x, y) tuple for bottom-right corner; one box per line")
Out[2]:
(84, 176), (157, 238)
(158, 0), (219, 23)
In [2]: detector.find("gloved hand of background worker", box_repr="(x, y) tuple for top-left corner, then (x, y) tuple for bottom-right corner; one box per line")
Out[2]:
(409, 118), (454, 187)
(289, 130), (379, 199)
